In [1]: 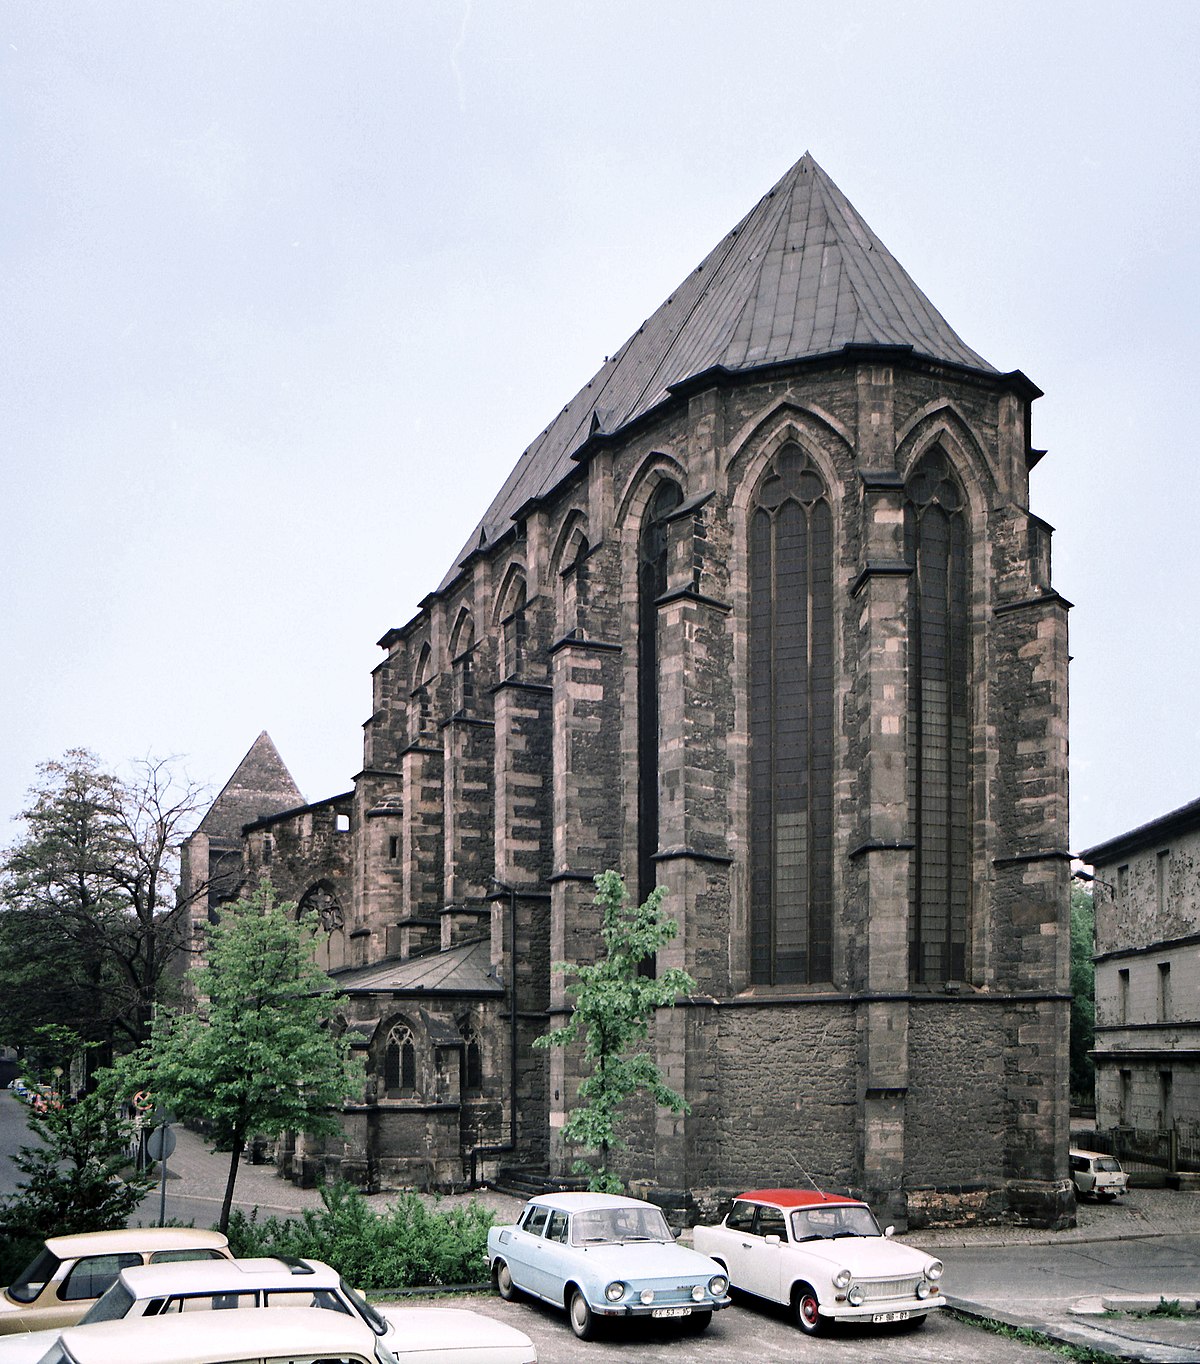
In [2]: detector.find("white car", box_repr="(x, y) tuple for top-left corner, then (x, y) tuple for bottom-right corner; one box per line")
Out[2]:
(692, 1188), (944, 1334)
(0, 1258), (535, 1364)
(37, 1307), (391, 1364)
(1069, 1148), (1129, 1201)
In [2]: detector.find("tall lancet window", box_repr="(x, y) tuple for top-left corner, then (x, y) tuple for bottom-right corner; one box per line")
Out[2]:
(905, 447), (971, 983)
(637, 479), (683, 908)
(748, 446), (834, 985)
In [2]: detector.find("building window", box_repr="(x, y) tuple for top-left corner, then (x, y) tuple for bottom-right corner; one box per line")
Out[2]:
(384, 1024), (417, 1096)
(1118, 967), (1130, 1024)
(388, 834), (401, 863)
(1117, 863), (1129, 900)
(461, 1024), (483, 1094)
(1119, 1069), (1132, 1125)
(411, 644), (434, 741)
(1156, 849), (1170, 916)
(1158, 962), (1172, 1021)
(335, 813), (350, 833)
(638, 479), (683, 915)
(905, 447), (971, 984)
(262, 833), (273, 865)
(450, 613), (476, 716)
(298, 882), (344, 934)
(501, 577), (528, 679)
(560, 529), (589, 638)
(748, 446), (834, 985)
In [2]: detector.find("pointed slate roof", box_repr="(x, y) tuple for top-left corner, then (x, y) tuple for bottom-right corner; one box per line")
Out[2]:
(196, 732), (304, 839)
(439, 153), (993, 591)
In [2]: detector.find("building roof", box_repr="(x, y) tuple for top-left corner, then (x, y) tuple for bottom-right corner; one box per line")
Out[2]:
(332, 937), (503, 997)
(195, 732), (303, 841)
(1079, 795), (1200, 866)
(439, 152), (994, 591)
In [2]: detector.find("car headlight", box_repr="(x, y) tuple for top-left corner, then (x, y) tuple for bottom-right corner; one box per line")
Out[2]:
(605, 1281), (625, 1303)
(833, 1268), (852, 1290)
(847, 1285), (864, 1307)
(640, 1289), (655, 1305)
(917, 1280), (931, 1299)
(708, 1275), (728, 1298)
(925, 1259), (944, 1281)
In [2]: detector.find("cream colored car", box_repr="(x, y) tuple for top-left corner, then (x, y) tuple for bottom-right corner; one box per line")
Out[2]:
(37, 1307), (389, 1364)
(0, 1229), (231, 1335)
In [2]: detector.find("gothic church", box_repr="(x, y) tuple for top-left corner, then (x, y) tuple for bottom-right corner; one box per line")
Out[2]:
(183, 154), (1073, 1228)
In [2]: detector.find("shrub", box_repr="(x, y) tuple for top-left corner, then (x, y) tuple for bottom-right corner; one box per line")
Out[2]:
(225, 1181), (494, 1289)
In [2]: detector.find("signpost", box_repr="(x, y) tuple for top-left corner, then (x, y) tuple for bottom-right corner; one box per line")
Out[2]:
(147, 1109), (177, 1227)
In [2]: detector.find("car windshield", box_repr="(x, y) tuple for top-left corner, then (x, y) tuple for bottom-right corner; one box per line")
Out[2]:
(571, 1206), (673, 1244)
(339, 1278), (388, 1336)
(790, 1204), (882, 1241)
(79, 1282), (136, 1324)
(7, 1248), (63, 1304)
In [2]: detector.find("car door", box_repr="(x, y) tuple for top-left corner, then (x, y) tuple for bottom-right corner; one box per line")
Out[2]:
(737, 1206), (787, 1303)
(713, 1201), (759, 1292)
(533, 1208), (572, 1301)
(504, 1203), (551, 1296)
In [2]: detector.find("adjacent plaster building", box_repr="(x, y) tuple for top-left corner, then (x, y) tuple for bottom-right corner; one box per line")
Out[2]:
(183, 154), (1073, 1228)
(1081, 801), (1200, 1139)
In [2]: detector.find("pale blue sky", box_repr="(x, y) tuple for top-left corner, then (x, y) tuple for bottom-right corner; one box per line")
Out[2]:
(2, 1), (1197, 854)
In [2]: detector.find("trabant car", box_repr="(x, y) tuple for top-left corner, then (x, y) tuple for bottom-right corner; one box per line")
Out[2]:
(487, 1191), (730, 1340)
(37, 1306), (392, 1364)
(0, 1258), (535, 1364)
(693, 1188), (944, 1334)
(1069, 1148), (1129, 1201)
(0, 1230), (231, 1335)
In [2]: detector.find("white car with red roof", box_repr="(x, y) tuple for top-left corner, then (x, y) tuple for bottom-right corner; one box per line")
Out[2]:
(692, 1187), (944, 1335)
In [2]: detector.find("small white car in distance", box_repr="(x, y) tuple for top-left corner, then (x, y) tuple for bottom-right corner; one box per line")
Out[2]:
(692, 1187), (944, 1334)
(0, 1258), (535, 1364)
(1069, 1148), (1129, 1201)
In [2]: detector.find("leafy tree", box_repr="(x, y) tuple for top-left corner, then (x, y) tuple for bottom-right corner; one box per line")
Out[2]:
(0, 1037), (153, 1249)
(126, 882), (361, 1233)
(0, 751), (209, 1063)
(534, 871), (696, 1192)
(1070, 885), (1096, 1104)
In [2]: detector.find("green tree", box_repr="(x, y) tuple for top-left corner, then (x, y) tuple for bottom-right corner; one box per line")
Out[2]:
(127, 882), (361, 1234)
(0, 751), (207, 1064)
(534, 871), (696, 1192)
(0, 1035), (153, 1253)
(1070, 885), (1096, 1104)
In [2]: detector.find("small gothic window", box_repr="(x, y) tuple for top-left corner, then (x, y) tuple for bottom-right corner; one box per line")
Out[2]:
(461, 1024), (483, 1094)
(560, 528), (589, 637)
(384, 1023), (417, 1096)
(298, 882), (344, 934)
(450, 614), (476, 715)
(501, 578), (528, 679)
(411, 643), (434, 740)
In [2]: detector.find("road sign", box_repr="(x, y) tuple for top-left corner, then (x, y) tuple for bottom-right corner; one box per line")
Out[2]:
(146, 1125), (176, 1161)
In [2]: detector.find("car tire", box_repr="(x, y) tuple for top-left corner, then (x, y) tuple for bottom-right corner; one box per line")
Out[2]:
(902, 1313), (928, 1330)
(494, 1260), (518, 1301)
(569, 1287), (597, 1340)
(793, 1283), (825, 1335)
(684, 1309), (712, 1333)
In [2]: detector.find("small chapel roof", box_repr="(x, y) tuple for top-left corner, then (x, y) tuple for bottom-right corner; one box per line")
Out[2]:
(332, 936), (504, 997)
(438, 152), (994, 591)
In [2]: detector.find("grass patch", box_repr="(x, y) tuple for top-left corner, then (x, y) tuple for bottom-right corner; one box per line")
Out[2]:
(950, 1309), (1125, 1364)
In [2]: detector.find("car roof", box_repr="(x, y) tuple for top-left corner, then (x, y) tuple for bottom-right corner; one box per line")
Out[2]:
(1069, 1148), (1111, 1160)
(734, 1188), (865, 1209)
(43, 1229), (230, 1259)
(112, 1257), (336, 1296)
(526, 1192), (660, 1212)
(56, 1306), (375, 1364)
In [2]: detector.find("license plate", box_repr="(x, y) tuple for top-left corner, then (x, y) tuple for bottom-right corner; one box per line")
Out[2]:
(872, 1311), (910, 1323)
(652, 1307), (692, 1318)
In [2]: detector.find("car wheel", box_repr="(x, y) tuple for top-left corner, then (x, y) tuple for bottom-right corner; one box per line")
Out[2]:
(902, 1313), (928, 1330)
(684, 1309), (712, 1333)
(569, 1288), (596, 1340)
(793, 1284), (825, 1335)
(494, 1260), (518, 1301)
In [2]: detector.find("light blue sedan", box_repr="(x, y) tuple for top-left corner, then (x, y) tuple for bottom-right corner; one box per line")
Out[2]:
(487, 1192), (730, 1340)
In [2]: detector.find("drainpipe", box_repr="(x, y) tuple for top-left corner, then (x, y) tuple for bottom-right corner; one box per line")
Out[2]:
(470, 878), (519, 1189)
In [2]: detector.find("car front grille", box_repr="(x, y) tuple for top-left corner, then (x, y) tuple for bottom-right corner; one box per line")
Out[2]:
(857, 1277), (921, 1302)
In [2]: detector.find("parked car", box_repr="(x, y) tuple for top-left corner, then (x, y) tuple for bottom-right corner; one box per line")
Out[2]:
(1069, 1148), (1129, 1201)
(36, 1306), (391, 1364)
(487, 1191), (730, 1340)
(0, 1256), (536, 1364)
(0, 1230), (231, 1335)
(693, 1188), (944, 1335)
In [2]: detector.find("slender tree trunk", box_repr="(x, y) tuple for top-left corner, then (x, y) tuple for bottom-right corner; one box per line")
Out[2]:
(219, 1132), (245, 1235)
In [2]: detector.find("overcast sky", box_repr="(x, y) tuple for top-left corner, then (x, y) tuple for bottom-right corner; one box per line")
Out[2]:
(2, 1), (1197, 857)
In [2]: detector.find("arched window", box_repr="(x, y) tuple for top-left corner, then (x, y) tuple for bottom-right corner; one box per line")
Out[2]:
(499, 575), (528, 679)
(559, 525), (589, 637)
(637, 480), (683, 911)
(460, 1023), (483, 1094)
(450, 613), (476, 716)
(411, 643), (433, 740)
(384, 1023), (417, 1096)
(905, 448), (971, 983)
(748, 446), (834, 985)
(298, 882), (346, 972)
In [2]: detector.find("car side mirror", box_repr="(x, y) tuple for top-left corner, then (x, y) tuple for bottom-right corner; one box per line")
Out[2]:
(672, 1227), (681, 1239)
(884, 1226), (894, 1238)
(764, 1234), (781, 1246)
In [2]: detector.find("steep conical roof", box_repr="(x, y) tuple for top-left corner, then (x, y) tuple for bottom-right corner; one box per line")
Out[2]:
(440, 154), (993, 590)
(196, 731), (304, 839)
